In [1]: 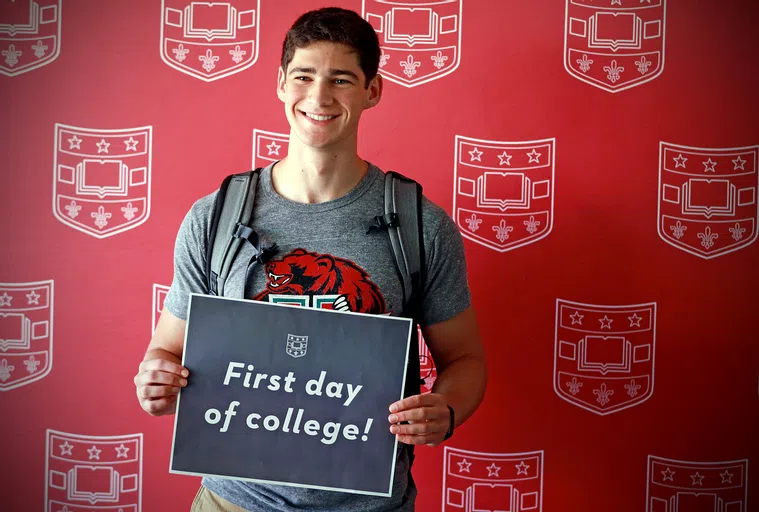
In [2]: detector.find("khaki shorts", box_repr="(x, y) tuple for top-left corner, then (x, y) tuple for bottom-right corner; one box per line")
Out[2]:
(190, 485), (248, 512)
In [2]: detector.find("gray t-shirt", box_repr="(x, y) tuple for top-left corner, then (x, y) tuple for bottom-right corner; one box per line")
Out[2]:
(164, 163), (471, 511)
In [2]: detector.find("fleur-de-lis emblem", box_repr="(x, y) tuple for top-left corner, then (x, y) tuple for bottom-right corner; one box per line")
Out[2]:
(523, 215), (541, 234)
(379, 52), (390, 68)
(199, 49), (220, 72)
(593, 382), (614, 406)
(121, 202), (138, 220)
(91, 205), (112, 229)
(624, 379), (641, 398)
(577, 54), (593, 73)
(431, 50), (448, 70)
(729, 223), (746, 242)
(670, 220), (687, 239)
(635, 55), (651, 75)
(173, 43), (189, 62)
(32, 40), (48, 59)
(2, 44), (22, 67)
(465, 214), (482, 232)
(0, 359), (15, 382)
(229, 45), (247, 64)
(566, 377), (583, 396)
(65, 200), (82, 219)
(400, 55), (421, 78)
(697, 226), (718, 250)
(24, 355), (40, 374)
(492, 219), (514, 242)
(603, 60), (624, 83)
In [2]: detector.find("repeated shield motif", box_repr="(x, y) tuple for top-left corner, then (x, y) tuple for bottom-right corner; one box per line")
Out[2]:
(418, 326), (437, 394)
(160, 0), (260, 81)
(453, 136), (555, 252)
(564, 0), (666, 92)
(363, 0), (462, 87)
(152, 284), (170, 335)
(286, 334), (308, 358)
(443, 447), (544, 512)
(45, 430), (143, 512)
(0, 0), (61, 77)
(554, 299), (657, 415)
(658, 142), (758, 259)
(252, 128), (289, 169)
(0, 280), (53, 391)
(53, 124), (152, 238)
(646, 456), (748, 512)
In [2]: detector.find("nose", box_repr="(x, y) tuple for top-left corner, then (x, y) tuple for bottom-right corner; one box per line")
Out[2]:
(307, 79), (333, 107)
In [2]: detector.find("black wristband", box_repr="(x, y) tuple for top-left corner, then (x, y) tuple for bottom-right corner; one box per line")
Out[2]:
(443, 405), (455, 441)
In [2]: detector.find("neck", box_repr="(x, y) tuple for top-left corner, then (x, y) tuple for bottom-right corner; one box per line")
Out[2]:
(272, 133), (368, 203)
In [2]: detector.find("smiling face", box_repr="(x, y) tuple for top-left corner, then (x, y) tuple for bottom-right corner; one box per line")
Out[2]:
(277, 41), (382, 151)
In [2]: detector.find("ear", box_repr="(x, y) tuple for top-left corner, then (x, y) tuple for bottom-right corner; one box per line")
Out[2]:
(364, 73), (383, 109)
(314, 255), (335, 272)
(276, 66), (287, 103)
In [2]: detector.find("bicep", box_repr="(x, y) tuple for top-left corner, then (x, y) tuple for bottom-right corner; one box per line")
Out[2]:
(420, 306), (484, 371)
(147, 307), (187, 359)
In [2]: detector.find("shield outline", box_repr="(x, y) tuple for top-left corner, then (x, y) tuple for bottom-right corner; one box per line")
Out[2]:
(0, 279), (54, 391)
(52, 123), (153, 239)
(442, 447), (545, 512)
(152, 284), (170, 336)
(452, 135), (556, 253)
(286, 333), (308, 358)
(251, 128), (288, 169)
(657, 141), (759, 259)
(563, 0), (667, 93)
(553, 298), (657, 416)
(45, 429), (144, 512)
(159, 0), (261, 82)
(0, 0), (62, 77)
(362, 0), (463, 88)
(645, 455), (749, 512)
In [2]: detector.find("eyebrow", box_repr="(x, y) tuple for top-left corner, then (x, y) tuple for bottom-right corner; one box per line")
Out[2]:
(288, 67), (360, 80)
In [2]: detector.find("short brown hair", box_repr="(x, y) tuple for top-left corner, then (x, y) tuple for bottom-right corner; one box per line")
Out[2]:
(280, 7), (381, 87)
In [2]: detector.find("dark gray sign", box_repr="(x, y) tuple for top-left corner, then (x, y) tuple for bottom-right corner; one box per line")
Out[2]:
(170, 294), (412, 496)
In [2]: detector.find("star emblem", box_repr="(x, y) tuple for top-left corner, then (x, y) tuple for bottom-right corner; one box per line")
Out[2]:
(515, 461), (530, 475)
(661, 467), (675, 481)
(599, 315), (613, 329)
(526, 149), (541, 163)
(0, 292), (12, 307)
(457, 458), (472, 473)
(124, 137), (139, 151)
(59, 441), (73, 456)
(497, 151), (512, 166)
(690, 472), (704, 486)
(87, 445), (102, 460)
(673, 154), (688, 168)
(26, 290), (40, 305)
(611, 0), (622, 4)
(96, 139), (110, 154)
(570, 311), (584, 325)
(628, 313), (642, 327)
(702, 158), (717, 172)
(115, 443), (130, 458)
(67, 135), (82, 150)
(732, 155), (746, 170)
(486, 463), (501, 477)
(266, 140), (281, 156)
(468, 147), (483, 162)
(719, 470), (733, 484)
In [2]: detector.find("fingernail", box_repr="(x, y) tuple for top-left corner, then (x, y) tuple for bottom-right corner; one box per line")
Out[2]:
(390, 425), (398, 434)
(181, 370), (189, 377)
(389, 404), (398, 412)
(172, 387), (180, 393)
(180, 379), (188, 386)
(389, 414), (398, 423)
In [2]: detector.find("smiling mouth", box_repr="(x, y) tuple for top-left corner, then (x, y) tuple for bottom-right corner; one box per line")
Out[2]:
(300, 111), (339, 121)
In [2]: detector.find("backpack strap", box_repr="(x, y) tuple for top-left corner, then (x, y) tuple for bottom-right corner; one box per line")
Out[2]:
(206, 169), (262, 296)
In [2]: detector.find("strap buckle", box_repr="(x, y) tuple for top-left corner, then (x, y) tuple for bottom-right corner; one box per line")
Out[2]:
(363, 213), (398, 234)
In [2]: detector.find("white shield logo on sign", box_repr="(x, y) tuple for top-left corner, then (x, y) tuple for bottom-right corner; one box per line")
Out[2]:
(646, 456), (748, 511)
(0, 280), (53, 391)
(363, 0), (462, 87)
(45, 429), (143, 512)
(418, 326), (436, 394)
(564, 0), (666, 92)
(160, 0), (260, 82)
(0, 0), (61, 77)
(53, 124), (152, 239)
(443, 447), (544, 511)
(152, 284), (170, 336)
(252, 128), (289, 169)
(286, 334), (308, 358)
(453, 136), (555, 252)
(554, 299), (657, 415)
(658, 142), (758, 259)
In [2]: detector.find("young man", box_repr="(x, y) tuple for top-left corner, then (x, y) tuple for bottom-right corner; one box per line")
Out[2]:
(134, 7), (486, 511)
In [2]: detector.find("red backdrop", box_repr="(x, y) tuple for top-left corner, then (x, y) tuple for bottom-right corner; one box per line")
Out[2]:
(2, 1), (758, 511)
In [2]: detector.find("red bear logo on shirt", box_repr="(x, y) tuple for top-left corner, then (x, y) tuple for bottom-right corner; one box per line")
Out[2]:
(252, 248), (387, 314)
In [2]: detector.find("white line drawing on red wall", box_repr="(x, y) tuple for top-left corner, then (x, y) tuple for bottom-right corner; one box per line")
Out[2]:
(252, 128), (289, 169)
(152, 284), (170, 335)
(0, 0), (61, 76)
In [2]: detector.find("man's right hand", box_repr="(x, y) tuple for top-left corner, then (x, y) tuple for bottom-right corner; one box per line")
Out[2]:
(134, 358), (189, 416)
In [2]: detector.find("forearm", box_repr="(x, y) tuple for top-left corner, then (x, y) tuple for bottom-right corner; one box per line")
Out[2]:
(143, 347), (182, 364)
(431, 354), (486, 428)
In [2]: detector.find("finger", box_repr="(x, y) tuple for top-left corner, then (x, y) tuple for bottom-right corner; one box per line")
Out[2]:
(134, 370), (188, 388)
(388, 406), (447, 424)
(138, 358), (189, 377)
(137, 384), (180, 399)
(390, 420), (445, 436)
(140, 396), (178, 416)
(389, 393), (440, 413)
(396, 432), (443, 446)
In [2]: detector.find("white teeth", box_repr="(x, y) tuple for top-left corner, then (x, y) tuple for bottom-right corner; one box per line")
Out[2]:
(304, 112), (337, 121)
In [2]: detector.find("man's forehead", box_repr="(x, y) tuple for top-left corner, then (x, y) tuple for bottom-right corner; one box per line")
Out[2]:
(289, 42), (361, 70)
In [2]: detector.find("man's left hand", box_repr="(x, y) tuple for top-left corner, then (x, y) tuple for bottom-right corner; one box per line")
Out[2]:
(388, 393), (450, 447)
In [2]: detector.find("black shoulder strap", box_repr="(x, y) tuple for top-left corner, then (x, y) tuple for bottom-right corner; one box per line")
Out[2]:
(206, 169), (262, 296)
